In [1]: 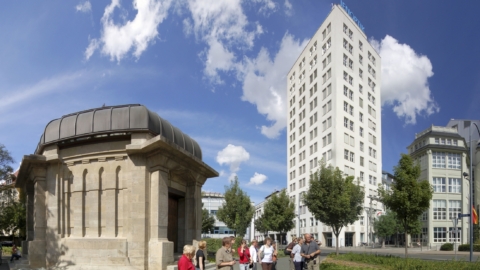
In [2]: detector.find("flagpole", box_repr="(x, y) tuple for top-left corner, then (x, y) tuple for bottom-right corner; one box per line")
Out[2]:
(470, 125), (473, 262)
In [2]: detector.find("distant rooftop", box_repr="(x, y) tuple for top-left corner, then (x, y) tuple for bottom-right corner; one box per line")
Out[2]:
(415, 125), (458, 139)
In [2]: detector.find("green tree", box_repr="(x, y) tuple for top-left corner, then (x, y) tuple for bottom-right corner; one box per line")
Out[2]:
(0, 200), (26, 238)
(254, 216), (268, 237)
(303, 162), (364, 255)
(0, 143), (14, 181)
(202, 208), (216, 234)
(374, 211), (397, 248)
(216, 177), (254, 237)
(261, 190), (295, 244)
(378, 154), (433, 258)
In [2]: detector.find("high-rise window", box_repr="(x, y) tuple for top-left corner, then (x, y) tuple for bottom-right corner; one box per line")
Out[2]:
(432, 200), (447, 220)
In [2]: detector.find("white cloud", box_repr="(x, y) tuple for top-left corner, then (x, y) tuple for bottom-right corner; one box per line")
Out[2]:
(248, 172), (267, 185)
(85, 0), (172, 62)
(216, 144), (250, 180)
(252, 0), (277, 15)
(76, 1), (92, 13)
(239, 33), (309, 138)
(183, 0), (263, 83)
(0, 71), (87, 113)
(370, 35), (439, 124)
(284, 0), (293, 16)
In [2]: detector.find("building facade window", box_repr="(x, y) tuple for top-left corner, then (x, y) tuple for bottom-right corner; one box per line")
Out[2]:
(432, 152), (446, 168)
(448, 200), (461, 220)
(448, 178), (461, 193)
(432, 177), (446, 193)
(433, 200), (447, 220)
(433, 227), (447, 242)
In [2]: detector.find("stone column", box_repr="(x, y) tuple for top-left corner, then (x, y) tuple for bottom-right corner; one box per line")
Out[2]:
(148, 168), (174, 270)
(29, 177), (47, 268)
(71, 169), (86, 237)
(185, 180), (202, 244)
(22, 182), (35, 255)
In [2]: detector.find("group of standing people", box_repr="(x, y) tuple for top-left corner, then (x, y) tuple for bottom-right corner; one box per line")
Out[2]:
(215, 236), (278, 270)
(286, 234), (321, 270)
(178, 234), (320, 270)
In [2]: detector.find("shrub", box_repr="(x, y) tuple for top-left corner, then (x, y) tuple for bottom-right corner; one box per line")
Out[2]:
(202, 236), (244, 258)
(458, 244), (480, 252)
(440, 243), (453, 251)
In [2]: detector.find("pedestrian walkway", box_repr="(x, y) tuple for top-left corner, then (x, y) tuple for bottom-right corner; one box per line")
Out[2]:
(0, 256), (10, 270)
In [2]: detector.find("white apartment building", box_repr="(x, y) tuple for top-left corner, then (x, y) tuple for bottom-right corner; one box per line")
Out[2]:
(250, 189), (286, 244)
(407, 125), (470, 247)
(286, 3), (382, 247)
(202, 192), (237, 238)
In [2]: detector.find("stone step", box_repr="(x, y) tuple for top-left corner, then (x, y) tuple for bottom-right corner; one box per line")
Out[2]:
(8, 258), (30, 270)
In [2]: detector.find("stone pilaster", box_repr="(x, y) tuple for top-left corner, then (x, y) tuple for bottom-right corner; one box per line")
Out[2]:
(22, 182), (35, 255)
(148, 168), (174, 270)
(185, 180), (202, 243)
(29, 177), (47, 268)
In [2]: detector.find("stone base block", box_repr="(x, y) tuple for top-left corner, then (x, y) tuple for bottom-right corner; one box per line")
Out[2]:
(148, 239), (174, 270)
(28, 240), (46, 268)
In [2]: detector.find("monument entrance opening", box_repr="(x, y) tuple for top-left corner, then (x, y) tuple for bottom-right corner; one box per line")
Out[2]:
(168, 194), (179, 252)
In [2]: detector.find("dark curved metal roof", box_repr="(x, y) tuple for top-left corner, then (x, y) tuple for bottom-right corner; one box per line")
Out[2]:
(35, 104), (202, 160)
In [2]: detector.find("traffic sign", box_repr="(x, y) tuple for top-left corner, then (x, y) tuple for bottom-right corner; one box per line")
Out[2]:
(458, 213), (471, 218)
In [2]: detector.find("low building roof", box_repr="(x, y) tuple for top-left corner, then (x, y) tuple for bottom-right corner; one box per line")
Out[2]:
(35, 104), (202, 160)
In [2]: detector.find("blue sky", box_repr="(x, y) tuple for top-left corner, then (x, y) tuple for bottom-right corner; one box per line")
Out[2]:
(1, 0), (479, 205)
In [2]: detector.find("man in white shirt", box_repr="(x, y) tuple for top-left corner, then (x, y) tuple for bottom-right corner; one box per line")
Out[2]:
(249, 240), (258, 270)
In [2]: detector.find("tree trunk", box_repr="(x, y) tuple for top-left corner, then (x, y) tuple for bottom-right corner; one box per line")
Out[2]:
(404, 231), (408, 258)
(335, 233), (339, 255)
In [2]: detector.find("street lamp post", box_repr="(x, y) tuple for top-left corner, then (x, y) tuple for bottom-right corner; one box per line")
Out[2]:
(466, 122), (480, 262)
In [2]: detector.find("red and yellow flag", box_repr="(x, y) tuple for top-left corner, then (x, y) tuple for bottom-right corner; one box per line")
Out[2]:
(473, 206), (478, 225)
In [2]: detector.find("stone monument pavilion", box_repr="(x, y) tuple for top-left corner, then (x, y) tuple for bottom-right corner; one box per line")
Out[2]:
(15, 104), (218, 269)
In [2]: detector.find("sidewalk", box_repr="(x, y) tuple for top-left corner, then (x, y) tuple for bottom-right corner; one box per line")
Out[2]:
(1, 256), (10, 270)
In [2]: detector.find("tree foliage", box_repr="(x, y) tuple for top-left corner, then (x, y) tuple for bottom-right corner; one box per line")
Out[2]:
(303, 162), (364, 255)
(258, 190), (295, 242)
(378, 154), (433, 258)
(374, 211), (397, 248)
(0, 199), (26, 237)
(254, 217), (268, 236)
(0, 143), (14, 181)
(216, 177), (254, 237)
(202, 208), (216, 234)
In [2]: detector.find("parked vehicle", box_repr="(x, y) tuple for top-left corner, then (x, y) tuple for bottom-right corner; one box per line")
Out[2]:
(1, 241), (13, 247)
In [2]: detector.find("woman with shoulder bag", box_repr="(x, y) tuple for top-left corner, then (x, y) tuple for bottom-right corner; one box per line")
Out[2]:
(195, 241), (207, 270)
(238, 239), (251, 270)
(258, 237), (276, 270)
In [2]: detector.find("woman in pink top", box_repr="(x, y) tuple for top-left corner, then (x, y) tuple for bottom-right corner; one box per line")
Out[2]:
(238, 239), (252, 270)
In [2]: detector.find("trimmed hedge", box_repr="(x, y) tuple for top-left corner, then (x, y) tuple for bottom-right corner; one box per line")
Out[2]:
(325, 253), (480, 269)
(203, 236), (246, 258)
(458, 244), (480, 252)
(440, 243), (453, 251)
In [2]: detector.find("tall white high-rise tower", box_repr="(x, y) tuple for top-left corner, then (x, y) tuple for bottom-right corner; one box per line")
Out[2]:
(286, 3), (382, 247)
